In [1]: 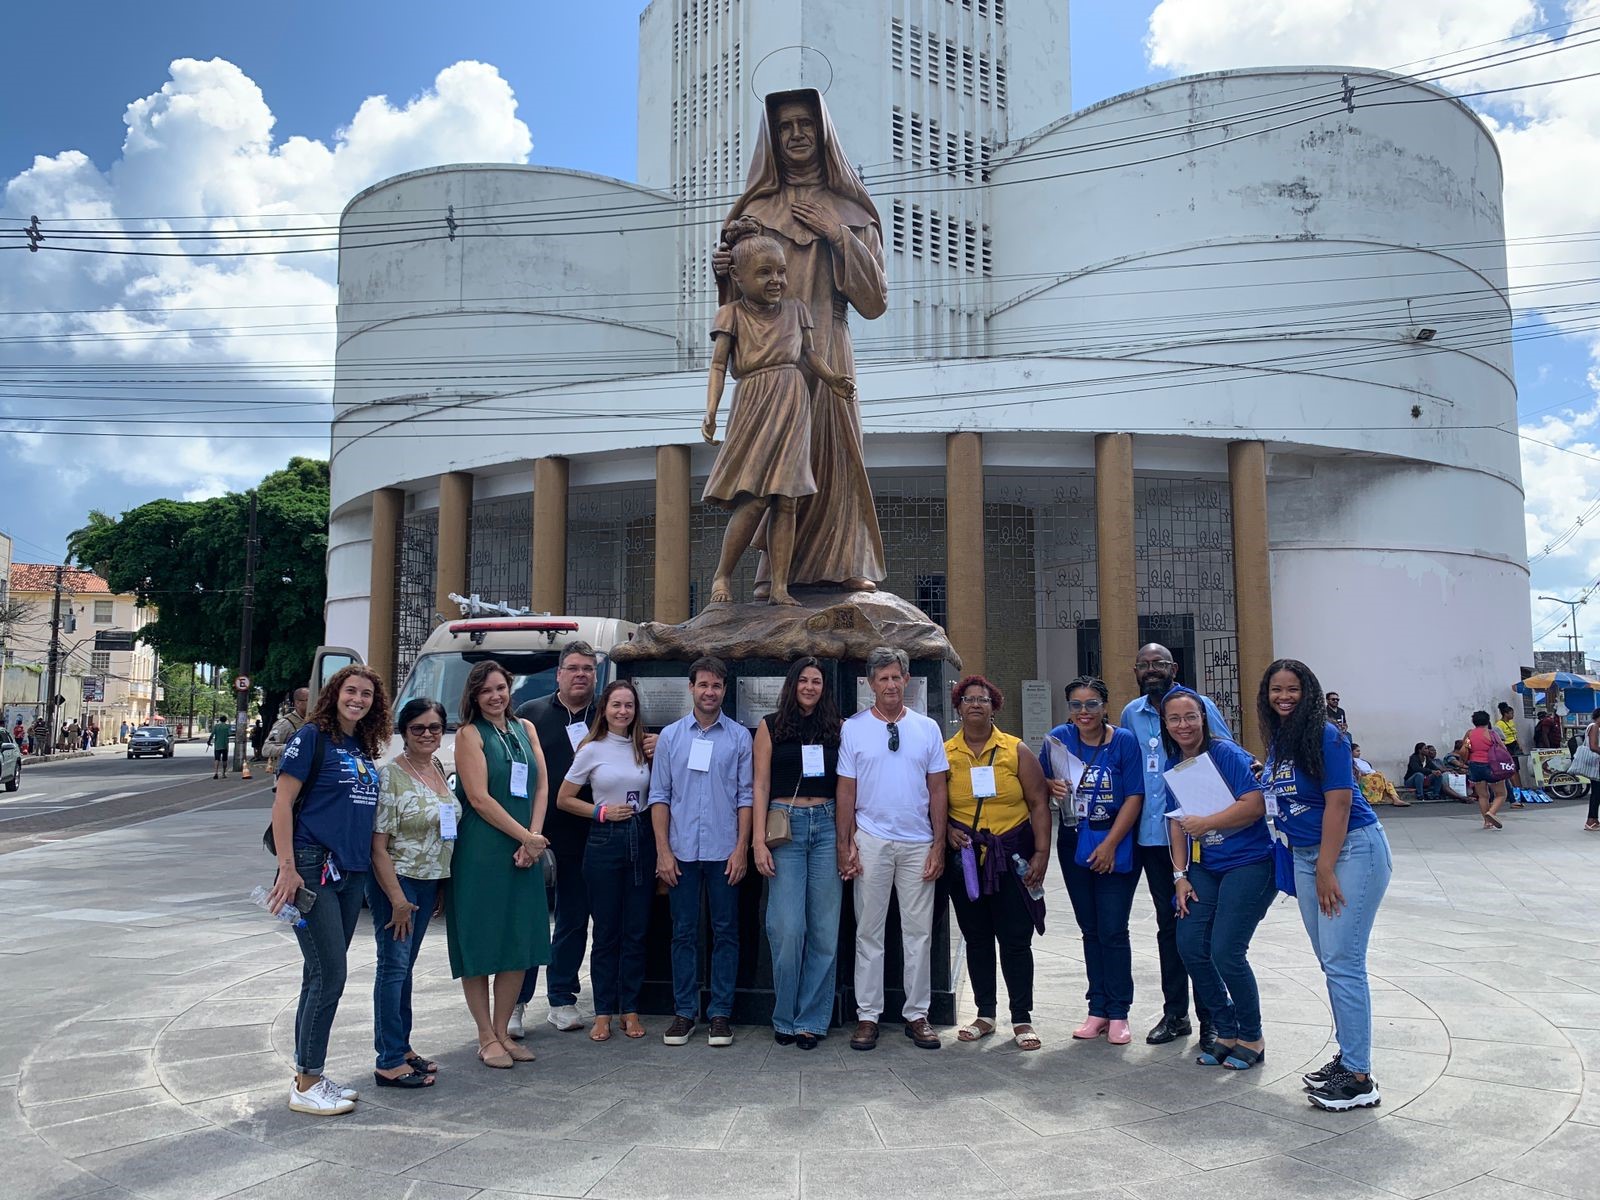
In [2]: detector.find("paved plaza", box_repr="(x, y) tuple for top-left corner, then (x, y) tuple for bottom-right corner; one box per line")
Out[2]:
(4, 796), (1599, 1200)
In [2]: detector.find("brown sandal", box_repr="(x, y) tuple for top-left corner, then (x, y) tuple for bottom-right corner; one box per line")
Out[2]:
(621, 1014), (646, 1039)
(477, 1039), (513, 1069)
(591, 1017), (613, 1043)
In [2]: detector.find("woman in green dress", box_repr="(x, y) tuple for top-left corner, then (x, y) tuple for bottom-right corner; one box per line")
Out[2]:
(447, 660), (552, 1069)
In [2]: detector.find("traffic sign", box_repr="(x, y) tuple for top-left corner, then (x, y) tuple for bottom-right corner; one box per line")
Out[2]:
(234, 675), (252, 693)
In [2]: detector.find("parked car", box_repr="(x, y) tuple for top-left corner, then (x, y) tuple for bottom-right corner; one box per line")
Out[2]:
(127, 726), (175, 759)
(0, 726), (19, 792)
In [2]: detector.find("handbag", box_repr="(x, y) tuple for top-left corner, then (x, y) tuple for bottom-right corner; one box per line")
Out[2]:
(1486, 729), (1517, 782)
(1270, 827), (1297, 897)
(765, 772), (799, 848)
(1073, 822), (1135, 873)
(959, 746), (999, 900)
(1571, 732), (1600, 780)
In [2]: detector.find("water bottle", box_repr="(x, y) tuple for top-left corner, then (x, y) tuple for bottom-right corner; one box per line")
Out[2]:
(249, 885), (306, 929)
(1011, 853), (1045, 901)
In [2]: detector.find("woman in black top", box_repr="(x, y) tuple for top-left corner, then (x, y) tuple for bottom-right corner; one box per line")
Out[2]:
(752, 656), (842, 1049)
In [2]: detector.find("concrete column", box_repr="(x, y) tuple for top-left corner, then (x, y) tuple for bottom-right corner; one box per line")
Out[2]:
(1094, 433), (1138, 713)
(367, 488), (404, 689)
(1229, 440), (1274, 757)
(945, 432), (986, 676)
(435, 471), (473, 619)
(532, 456), (569, 614)
(655, 445), (692, 624)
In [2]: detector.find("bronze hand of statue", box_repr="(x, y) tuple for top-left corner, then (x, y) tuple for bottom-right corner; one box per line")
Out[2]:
(711, 242), (732, 279)
(791, 200), (842, 245)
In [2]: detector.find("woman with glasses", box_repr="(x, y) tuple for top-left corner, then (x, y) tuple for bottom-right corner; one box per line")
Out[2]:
(1040, 676), (1145, 1044)
(752, 657), (843, 1050)
(945, 675), (1051, 1050)
(556, 680), (654, 1043)
(368, 698), (459, 1089)
(1160, 686), (1276, 1071)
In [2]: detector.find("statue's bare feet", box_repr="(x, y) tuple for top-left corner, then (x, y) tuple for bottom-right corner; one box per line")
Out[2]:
(752, 581), (771, 601)
(709, 577), (733, 604)
(769, 589), (801, 607)
(842, 577), (877, 592)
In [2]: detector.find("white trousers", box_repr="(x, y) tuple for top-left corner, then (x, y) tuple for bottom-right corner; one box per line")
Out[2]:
(853, 830), (935, 1022)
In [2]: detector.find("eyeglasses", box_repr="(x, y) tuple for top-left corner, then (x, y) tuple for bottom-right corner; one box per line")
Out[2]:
(559, 664), (596, 674)
(1067, 699), (1105, 712)
(886, 721), (900, 752)
(1164, 713), (1203, 727)
(1136, 659), (1176, 671)
(959, 694), (992, 707)
(407, 723), (444, 736)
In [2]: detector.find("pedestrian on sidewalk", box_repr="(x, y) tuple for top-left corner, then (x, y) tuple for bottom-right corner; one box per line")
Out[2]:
(211, 718), (233, 779)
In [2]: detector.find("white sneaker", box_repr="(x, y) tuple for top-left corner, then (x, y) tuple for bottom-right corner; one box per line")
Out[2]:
(323, 1077), (359, 1101)
(288, 1077), (355, 1116)
(507, 1003), (526, 1040)
(548, 1004), (584, 1032)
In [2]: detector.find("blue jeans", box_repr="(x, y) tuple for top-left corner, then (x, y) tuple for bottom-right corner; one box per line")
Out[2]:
(766, 801), (843, 1035)
(1057, 823), (1140, 1019)
(583, 816), (656, 1016)
(1293, 822), (1392, 1075)
(668, 858), (740, 1019)
(519, 841), (588, 1007)
(1177, 857), (1277, 1041)
(289, 846), (368, 1075)
(1405, 772), (1442, 799)
(368, 875), (439, 1070)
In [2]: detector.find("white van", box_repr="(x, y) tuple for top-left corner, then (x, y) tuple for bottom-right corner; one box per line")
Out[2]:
(311, 613), (638, 771)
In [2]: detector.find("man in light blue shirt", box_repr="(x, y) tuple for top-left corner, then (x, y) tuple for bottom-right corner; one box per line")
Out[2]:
(1118, 643), (1232, 1047)
(649, 655), (752, 1048)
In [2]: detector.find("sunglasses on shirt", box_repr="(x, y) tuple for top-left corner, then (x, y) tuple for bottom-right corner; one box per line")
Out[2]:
(886, 721), (899, 752)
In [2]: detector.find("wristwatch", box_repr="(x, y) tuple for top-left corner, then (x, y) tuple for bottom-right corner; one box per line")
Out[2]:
(1171, 869), (1188, 882)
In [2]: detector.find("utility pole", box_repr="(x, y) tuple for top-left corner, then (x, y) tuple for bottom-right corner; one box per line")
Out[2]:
(1540, 595), (1585, 672)
(232, 492), (258, 775)
(42, 565), (64, 758)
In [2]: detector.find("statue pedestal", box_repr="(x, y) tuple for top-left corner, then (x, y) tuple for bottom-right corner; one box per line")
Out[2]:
(616, 589), (962, 1027)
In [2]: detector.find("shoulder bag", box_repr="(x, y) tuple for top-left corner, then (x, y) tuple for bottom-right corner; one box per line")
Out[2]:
(1570, 725), (1600, 780)
(1486, 727), (1517, 782)
(262, 725), (330, 854)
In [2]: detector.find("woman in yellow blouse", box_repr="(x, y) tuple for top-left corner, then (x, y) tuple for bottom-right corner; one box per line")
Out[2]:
(945, 675), (1052, 1049)
(1495, 702), (1526, 802)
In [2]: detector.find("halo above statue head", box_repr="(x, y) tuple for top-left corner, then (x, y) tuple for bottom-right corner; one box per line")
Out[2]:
(749, 44), (834, 98)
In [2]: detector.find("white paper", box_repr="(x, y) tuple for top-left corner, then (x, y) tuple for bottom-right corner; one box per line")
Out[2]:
(1045, 735), (1084, 793)
(437, 803), (458, 841)
(509, 760), (530, 798)
(970, 765), (997, 798)
(687, 737), (713, 773)
(566, 722), (588, 751)
(801, 744), (825, 777)
(1163, 753), (1237, 818)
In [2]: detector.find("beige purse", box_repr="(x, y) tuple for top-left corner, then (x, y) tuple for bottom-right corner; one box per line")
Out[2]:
(765, 775), (800, 847)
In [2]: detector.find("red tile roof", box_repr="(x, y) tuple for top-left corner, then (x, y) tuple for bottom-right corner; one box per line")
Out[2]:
(9, 564), (113, 594)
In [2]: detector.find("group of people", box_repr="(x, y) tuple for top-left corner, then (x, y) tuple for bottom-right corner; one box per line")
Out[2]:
(260, 641), (1389, 1117)
(8, 716), (107, 754)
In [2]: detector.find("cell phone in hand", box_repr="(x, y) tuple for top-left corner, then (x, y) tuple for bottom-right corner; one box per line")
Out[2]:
(294, 886), (317, 914)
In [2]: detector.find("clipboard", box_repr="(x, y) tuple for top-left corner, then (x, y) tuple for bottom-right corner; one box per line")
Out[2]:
(1163, 752), (1238, 819)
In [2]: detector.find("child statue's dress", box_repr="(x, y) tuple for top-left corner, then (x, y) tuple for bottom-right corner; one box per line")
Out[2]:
(701, 297), (819, 506)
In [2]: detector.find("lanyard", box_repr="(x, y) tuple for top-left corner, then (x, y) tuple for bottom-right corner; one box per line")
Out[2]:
(490, 721), (526, 764)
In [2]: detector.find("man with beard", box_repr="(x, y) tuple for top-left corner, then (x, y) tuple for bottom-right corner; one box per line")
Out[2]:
(1118, 643), (1232, 1045)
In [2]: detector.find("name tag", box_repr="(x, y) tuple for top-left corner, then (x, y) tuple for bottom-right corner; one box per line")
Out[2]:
(438, 803), (458, 841)
(566, 722), (587, 751)
(626, 790), (641, 811)
(688, 738), (714, 773)
(1075, 795), (1089, 819)
(1263, 789), (1279, 819)
(970, 765), (997, 798)
(509, 761), (530, 798)
(1147, 738), (1161, 775)
(801, 744), (825, 777)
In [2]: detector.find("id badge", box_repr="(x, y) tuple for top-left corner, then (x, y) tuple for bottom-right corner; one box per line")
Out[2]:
(1147, 737), (1161, 775)
(566, 722), (587, 751)
(509, 760), (530, 798)
(626, 790), (641, 811)
(1074, 795), (1089, 820)
(438, 803), (458, 841)
(688, 738), (714, 773)
(1263, 788), (1280, 819)
(970, 765), (997, 798)
(801, 744), (825, 777)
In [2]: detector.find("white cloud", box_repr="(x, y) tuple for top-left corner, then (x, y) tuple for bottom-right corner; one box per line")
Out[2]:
(1146, 0), (1600, 650)
(1, 57), (533, 503)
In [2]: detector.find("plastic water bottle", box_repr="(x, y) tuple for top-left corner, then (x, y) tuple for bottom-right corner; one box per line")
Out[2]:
(1011, 853), (1045, 901)
(249, 885), (306, 929)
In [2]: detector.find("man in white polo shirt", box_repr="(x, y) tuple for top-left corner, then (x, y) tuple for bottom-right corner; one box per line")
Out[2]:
(837, 646), (950, 1051)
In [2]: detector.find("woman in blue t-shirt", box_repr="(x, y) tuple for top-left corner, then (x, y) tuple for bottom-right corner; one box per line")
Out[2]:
(1259, 659), (1390, 1113)
(1160, 686), (1276, 1071)
(266, 664), (392, 1117)
(1040, 675), (1144, 1044)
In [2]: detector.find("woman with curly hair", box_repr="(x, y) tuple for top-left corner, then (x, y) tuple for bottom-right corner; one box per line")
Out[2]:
(1259, 659), (1389, 1112)
(265, 664), (393, 1116)
(752, 657), (843, 1049)
(945, 674), (1050, 1049)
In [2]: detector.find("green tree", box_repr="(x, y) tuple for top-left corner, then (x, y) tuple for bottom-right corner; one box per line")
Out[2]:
(67, 458), (330, 721)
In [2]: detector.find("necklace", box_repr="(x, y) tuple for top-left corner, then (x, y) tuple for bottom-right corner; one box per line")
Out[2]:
(871, 704), (906, 723)
(398, 753), (446, 794)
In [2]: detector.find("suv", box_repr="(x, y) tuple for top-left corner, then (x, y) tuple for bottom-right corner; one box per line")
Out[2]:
(0, 727), (18, 792)
(127, 726), (175, 759)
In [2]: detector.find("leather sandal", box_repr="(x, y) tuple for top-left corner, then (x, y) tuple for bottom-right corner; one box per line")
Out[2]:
(477, 1040), (513, 1069)
(1223, 1045), (1265, 1071)
(1013, 1025), (1041, 1051)
(957, 1018), (995, 1042)
(504, 1039), (536, 1062)
(374, 1068), (434, 1088)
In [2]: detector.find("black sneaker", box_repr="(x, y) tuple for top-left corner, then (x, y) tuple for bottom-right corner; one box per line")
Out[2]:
(707, 1017), (734, 1047)
(1308, 1068), (1381, 1111)
(662, 1016), (696, 1046)
(1302, 1051), (1343, 1090)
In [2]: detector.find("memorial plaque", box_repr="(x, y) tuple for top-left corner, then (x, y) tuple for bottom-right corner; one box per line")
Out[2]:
(634, 676), (692, 728)
(855, 675), (927, 715)
(1021, 680), (1053, 752)
(735, 676), (787, 728)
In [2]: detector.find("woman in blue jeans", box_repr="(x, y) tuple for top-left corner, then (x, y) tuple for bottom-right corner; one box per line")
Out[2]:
(368, 697), (459, 1089)
(1160, 686), (1277, 1071)
(1259, 659), (1390, 1112)
(752, 657), (842, 1049)
(1041, 676), (1145, 1044)
(266, 665), (392, 1117)
(557, 680), (655, 1042)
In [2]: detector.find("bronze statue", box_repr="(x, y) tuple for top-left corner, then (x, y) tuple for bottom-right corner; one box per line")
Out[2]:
(712, 88), (888, 596)
(702, 220), (855, 606)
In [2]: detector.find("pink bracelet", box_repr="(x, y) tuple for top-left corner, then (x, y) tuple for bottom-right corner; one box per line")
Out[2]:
(595, 805), (607, 823)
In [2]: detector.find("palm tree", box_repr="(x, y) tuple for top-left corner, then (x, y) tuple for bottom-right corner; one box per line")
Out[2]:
(66, 510), (116, 573)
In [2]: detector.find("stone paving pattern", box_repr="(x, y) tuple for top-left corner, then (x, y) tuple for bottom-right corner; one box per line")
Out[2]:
(5, 800), (1599, 1200)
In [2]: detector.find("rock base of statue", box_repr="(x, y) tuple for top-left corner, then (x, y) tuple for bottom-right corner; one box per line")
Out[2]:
(617, 589), (961, 1028)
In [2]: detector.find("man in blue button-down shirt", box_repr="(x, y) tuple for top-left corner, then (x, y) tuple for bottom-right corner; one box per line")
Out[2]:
(649, 656), (753, 1048)
(1118, 643), (1232, 1047)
